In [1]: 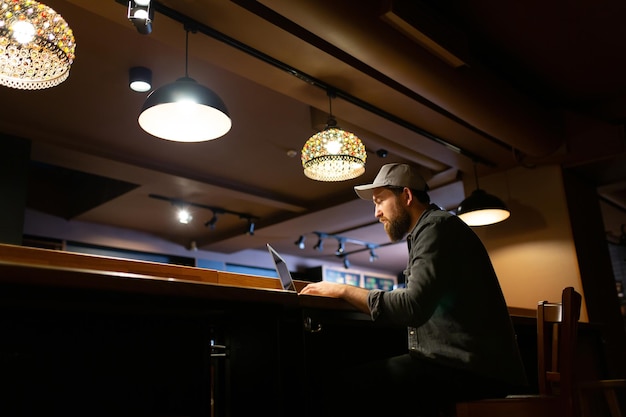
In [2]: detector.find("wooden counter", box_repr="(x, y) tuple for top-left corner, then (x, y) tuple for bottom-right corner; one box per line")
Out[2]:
(0, 243), (534, 315)
(0, 243), (357, 311)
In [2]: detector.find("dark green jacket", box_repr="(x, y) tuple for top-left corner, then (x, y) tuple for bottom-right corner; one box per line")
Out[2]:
(367, 204), (527, 387)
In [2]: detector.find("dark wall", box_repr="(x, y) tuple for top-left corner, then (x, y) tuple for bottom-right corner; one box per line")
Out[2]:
(563, 168), (626, 378)
(0, 135), (30, 245)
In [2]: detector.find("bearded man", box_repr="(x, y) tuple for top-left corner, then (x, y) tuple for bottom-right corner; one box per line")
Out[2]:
(301, 163), (527, 417)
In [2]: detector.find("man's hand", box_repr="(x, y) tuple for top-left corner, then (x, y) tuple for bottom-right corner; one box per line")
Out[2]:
(301, 281), (371, 314)
(300, 281), (344, 297)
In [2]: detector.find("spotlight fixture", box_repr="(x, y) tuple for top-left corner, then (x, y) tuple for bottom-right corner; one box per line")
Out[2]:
(204, 211), (218, 229)
(376, 149), (389, 158)
(335, 240), (345, 256)
(127, 0), (154, 35)
(295, 235), (306, 250)
(310, 231), (380, 265)
(129, 66), (152, 92)
(457, 163), (510, 227)
(301, 90), (366, 181)
(177, 207), (192, 224)
(246, 219), (255, 236)
(342, 255), (351, 269)
(368, 246), (378, 262)
(138, 27), (231, 142)
(0, 0), (76, 90)
(313, 237), (324, 252)
(149, 194), (259, 235)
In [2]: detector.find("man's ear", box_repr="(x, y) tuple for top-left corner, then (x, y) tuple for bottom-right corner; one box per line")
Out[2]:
(403, 187), (414, 206)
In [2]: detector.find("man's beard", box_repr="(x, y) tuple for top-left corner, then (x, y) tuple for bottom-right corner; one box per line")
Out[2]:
(385, 205), (411, 242)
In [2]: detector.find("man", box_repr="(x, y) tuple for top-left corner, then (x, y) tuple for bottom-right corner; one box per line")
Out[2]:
(301, 163), (527, 416)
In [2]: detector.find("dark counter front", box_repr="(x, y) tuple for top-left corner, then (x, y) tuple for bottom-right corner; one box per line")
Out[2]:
(0, 256), (406, 417)
(0, 285), (217, 416)
(0, 259), (309, 417)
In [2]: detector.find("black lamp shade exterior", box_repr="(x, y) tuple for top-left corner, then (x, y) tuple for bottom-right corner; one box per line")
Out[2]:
(457, 189), (510, 226)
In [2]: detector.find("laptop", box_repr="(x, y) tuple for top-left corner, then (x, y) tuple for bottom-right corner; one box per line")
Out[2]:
(267, 243), (297, 292)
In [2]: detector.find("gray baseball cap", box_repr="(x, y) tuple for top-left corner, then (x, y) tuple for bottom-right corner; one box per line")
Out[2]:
(354, 163), (429, 200)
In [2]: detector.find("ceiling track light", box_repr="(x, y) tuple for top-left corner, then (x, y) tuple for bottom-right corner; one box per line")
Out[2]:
(129, 66), (152, 92)
(295, 235), (306, 250)
(138, 26), (231, 142)
(342, 255), (351, 269)
(245, 217), (256, 236)
(335, 239), (345, 256)
(204, 211), (218, 229)
(368, 245), (379, 262)
(313, 237), (324, 252)
(376, 148), (389, 158)
(127, 0), (154, 35)
(306, 232), (380, 264)
(149, 194), (259, 235)
(456, 163), (511, 227)
(175, 206), (192, 224)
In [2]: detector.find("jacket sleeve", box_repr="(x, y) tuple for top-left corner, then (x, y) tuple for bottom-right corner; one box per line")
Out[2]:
(368, 214), (460, 327)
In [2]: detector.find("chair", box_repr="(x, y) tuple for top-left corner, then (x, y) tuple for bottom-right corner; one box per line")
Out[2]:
(455, 286), (626, 417)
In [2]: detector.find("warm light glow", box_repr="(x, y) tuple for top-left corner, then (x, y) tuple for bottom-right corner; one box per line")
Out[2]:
(11, 20), (35, 44)
(0, 0), (76, 90)
(139, 102), (231, 142)
(457, 186), (510, 226)
(457, 208), (510, 227)
(301, 126), (366, 182)
(325, 139), (342, 154)
(132, 8), (149, 19)
(177, 208), (192, 224)
(130, 80), (151, 92)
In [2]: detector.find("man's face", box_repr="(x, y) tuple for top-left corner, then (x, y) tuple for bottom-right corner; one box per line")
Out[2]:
(372, 187), (411, 242)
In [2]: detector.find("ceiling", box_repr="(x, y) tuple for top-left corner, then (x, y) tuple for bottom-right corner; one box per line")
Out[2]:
(2, 0), (626, 273)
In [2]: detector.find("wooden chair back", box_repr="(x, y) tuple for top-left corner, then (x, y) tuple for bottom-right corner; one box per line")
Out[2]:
(456, 286), (624, 417)
(536, 286), (582, 416)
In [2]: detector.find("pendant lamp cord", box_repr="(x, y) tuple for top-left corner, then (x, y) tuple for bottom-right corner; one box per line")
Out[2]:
(183, 23), (198, 78)
(473, 162), (481, 190)
(328, 91), (333, 118)
(326, 88), (337, 126)
(184, 29), (189, 78)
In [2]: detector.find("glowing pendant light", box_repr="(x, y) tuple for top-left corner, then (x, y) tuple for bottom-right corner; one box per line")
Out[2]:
(138, 28), (231, 142)
(301, 90), (366, 181)
(0, 0), (76, 90)
(457, 164), (510, 226)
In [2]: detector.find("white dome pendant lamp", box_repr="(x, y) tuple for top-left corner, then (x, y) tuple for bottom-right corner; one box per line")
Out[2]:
(457, 163), (510, 226)
(138, 28), (231, 142)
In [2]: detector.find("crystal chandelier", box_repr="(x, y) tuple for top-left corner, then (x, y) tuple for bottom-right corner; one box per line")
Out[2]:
(301, 91), (366, 182)
(0, 0), (76, 90)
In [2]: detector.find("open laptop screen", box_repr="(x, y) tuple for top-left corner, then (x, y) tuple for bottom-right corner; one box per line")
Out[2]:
(267, 243), (297, 292)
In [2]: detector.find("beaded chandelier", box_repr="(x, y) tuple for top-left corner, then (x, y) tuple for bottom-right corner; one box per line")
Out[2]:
(301, 92), (366, 182)
(0, 0), (76, 90)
